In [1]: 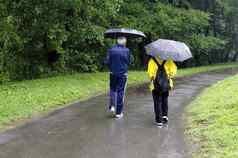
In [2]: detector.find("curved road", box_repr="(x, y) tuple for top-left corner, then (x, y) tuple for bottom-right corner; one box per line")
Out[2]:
(0, 69), (237, 158)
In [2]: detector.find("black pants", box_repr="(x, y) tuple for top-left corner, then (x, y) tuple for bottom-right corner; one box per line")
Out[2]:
(152, 90), (169, 123)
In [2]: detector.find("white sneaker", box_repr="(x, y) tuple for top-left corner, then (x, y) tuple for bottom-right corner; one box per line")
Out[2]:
(156, 122), (163, 128)
(155, 121), (163, 128)
(109, 106), (115, 113)
(115, 113), (123, 119)
(162, 116), (169, 124)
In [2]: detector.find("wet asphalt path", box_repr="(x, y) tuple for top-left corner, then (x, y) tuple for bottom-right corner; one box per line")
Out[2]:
(0, 69), (237, 158)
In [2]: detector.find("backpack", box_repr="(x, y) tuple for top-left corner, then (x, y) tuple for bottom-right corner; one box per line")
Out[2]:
(152, 57), (169, 92)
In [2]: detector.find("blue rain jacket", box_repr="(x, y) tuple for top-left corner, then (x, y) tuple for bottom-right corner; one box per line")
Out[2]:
(106, 44), (131, 76)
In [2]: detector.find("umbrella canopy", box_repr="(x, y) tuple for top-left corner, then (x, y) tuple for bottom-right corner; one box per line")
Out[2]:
(145, 39), (192, 62)
(104, 28), (146, 39)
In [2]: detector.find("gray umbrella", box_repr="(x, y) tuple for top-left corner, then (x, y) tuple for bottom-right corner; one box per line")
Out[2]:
(145, 39), (192, 62)
(104, 28), (146, 39)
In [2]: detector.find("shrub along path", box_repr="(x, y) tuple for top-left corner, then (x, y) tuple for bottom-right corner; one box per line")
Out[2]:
(0, 68), (237, 158)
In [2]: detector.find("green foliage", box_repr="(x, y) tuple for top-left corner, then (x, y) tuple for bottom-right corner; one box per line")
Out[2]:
(0, 0), (123, 81)
(223, 0), (238, 61)
(186, 73), (238, 158)
(186, 35), (225, 65)
(0, 0), (237, 82)
(151, 3), (210, 39)
(118, 1), (220, 67)
(0, 15), (24, 82)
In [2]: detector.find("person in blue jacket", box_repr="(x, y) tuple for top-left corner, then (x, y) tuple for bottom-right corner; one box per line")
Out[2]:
(105, 37), (132, 119)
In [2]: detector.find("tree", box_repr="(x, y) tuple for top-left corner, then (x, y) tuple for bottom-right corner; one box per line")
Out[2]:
(0, 0), (237, 82)
(224, 0), (238, 61)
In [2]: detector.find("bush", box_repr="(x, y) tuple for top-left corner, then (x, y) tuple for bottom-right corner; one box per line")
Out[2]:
(0, 0), (230, 82)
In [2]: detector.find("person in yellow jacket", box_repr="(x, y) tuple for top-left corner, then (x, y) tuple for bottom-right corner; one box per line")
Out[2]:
(147, 57), (177, 127)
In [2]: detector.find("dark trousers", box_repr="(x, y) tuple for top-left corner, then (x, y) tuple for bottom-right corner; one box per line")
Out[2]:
(109, 74), (127, 114)
(152, 90), (169, 123)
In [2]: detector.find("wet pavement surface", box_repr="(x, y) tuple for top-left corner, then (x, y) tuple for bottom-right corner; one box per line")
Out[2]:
(0, 69), (237, 158)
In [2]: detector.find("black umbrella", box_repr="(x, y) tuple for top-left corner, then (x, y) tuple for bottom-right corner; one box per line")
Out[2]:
(104, 28), (146, 39)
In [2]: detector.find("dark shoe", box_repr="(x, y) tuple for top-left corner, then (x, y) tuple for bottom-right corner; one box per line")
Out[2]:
(162, 116), (168, 124)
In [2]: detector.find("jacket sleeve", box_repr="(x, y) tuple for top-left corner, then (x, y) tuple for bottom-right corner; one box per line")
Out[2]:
(165, 59), (177, 78)
(147, 59), (157, 80)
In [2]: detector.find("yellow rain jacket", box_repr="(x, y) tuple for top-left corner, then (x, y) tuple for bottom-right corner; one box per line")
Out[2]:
(147, 58), (177, 91)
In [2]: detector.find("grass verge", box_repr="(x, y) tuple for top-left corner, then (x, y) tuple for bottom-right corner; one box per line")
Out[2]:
(0, 63), (238, 130)
(186, 74), (238, 158)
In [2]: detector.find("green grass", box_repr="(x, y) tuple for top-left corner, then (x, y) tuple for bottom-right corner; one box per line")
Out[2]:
(177, 63), (238, 77)
(0, 63), (238, 130)
(186, 74), (238, 158)
(0, 71), (147, 129)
